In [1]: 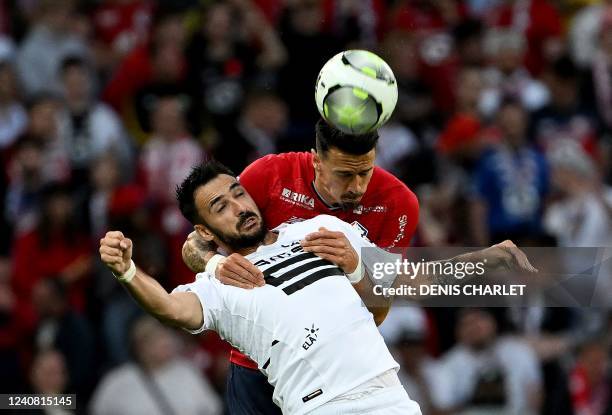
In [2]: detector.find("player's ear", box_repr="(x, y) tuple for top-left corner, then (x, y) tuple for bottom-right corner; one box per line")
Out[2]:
(194, 224), (214, 242)
(311, 149), (321, 173)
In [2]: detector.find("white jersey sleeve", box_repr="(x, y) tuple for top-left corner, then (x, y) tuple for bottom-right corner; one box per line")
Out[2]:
(172, 273), (224, 334)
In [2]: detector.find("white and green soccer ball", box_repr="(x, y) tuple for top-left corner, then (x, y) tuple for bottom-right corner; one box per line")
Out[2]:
(315, 50), (398, 135)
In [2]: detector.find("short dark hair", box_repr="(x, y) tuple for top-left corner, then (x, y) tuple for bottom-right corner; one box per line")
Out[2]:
(176, 161), (235, 225)
(498, 96), (524, 112)
(59, 55), (87, 76)
(315, 118), (379, 157)
(551, 55), (578, 80)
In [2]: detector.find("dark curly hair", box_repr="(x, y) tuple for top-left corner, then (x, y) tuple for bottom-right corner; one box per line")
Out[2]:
(175, 161), (235, 225)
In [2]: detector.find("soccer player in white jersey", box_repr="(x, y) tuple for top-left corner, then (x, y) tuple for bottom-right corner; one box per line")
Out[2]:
(100, 160), (422, 414)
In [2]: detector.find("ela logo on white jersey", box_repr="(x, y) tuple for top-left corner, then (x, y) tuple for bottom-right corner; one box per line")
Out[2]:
(281, 188), (315, 209)
(302, 324), (319, 350)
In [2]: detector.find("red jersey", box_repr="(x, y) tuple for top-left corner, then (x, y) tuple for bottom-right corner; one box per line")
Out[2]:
(231, 152), (419, 368)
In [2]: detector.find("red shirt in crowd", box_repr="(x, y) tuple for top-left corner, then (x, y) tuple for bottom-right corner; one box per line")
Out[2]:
(10, 230), (91, 334)
(486, 0), (562, 75)
(391, 1), (466, 114)
(92, 0), (154, 54)
(230, 151), (420, 368)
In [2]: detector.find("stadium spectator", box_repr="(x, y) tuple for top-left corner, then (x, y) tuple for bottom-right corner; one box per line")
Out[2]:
(31, 277), (95, 397)
(324, 0), (386, 48)
(186, 0), (285, 131)
(16, 0), (88, 97)
(102, 7), (188, 139)
(4, 138), (46, 234)
(0, 60), (26, 150)
(529, 56), (601, 161)
(435, 308), (542, 414)
(57, 56), (132, 184)
(138, 94), (205, 286)
(138, 94), (205, 230)
(453, 18), (486, 68)
(480, 28), (550, 119)
(381, 30), (437, 139)
(0, 251), (26, 393)
(470, 99), (548, 245)
(10, 183), (92, 322)
(87, 154), (123, 240)
(570, 339), (612, 415)
(544, 143), (612, 247)
(485, 0), (563, 76)
(380, 30), (439, 188)
(89, 315), (222, 415)
(91, 0), (155, 72)
(437, 66), (486, 169)
(391, 0), (465, 114)
(570, 0), (612, 68)
(380, 305), (447, 415)
(215, 89), (288, 172)
(277, 0), (342, 144)
(17, 95), (71, 184)
(29, 349), (69, 395)
(587, 10), (612, 134)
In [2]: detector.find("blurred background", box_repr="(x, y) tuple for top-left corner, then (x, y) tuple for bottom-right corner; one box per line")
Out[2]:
(1, 0), (612, 413)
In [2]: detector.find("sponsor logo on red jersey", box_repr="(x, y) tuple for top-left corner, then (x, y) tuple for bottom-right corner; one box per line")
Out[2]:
(352, 205), (387, 214)
(281, 188), (315, 209)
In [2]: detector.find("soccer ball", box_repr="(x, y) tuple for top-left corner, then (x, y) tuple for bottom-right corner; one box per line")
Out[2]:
(315, 50), (398, 135)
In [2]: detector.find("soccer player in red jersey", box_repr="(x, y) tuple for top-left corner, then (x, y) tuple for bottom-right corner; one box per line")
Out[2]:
(182, 119), (419, 414)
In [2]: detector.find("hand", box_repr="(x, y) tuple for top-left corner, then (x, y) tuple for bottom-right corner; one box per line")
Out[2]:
(482, 240), (538, 273)
(99, 231), (133, 275)
(300, 227), (358, 274)
(217, 253), (265, 289)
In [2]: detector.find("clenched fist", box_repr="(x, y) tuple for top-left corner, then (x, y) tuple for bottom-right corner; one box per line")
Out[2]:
(99, 231), (133, 275)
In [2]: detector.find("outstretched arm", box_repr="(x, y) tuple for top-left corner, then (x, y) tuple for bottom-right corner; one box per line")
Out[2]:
(100, 231), (204, 331)
(393, 239), (537, 291)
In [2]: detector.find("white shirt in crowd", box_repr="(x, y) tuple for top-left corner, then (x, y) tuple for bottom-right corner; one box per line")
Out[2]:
(89, 359), (222, 415)
(435, 337), (541, 415)
(544, 187), (612, 248)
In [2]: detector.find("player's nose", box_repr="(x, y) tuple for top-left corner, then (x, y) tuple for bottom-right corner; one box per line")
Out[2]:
(347, 176), (366, 194)
(231, 198), (250, 215)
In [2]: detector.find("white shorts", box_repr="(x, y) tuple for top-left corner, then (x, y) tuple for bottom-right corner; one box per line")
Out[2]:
(307, 370), (422, 415)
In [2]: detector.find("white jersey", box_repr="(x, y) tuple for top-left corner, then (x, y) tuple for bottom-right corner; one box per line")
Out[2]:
(173, 215), (398, 414)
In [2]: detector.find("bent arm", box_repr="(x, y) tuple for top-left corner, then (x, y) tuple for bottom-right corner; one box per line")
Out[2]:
(122, 266), (204, 331)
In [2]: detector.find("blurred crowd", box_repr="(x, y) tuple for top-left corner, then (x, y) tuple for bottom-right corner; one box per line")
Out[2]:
(1, 0), (612, 414)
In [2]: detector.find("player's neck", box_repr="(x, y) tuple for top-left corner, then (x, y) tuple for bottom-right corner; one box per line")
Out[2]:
(231, 231), (279, 256)
(312, 176), (337, 208)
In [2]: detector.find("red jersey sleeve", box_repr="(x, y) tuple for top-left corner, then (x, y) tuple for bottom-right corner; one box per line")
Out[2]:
(238, 154), (279, 212)
(378, 184), (420, 248)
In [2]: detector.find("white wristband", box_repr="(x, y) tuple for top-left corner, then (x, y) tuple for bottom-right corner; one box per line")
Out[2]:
(205, 254), (225, 277)
(113, 260), (136, 283)
(347, 253), (364, 284)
